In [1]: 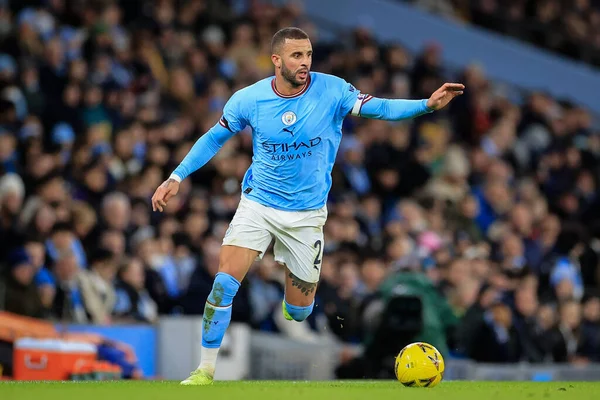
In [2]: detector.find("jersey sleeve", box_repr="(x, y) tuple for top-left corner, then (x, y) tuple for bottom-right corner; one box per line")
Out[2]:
(337, 80), (366, 118)
(337, 78), (433, 120)
(170, 88), (252, 182)
(219, 89), (250, 133)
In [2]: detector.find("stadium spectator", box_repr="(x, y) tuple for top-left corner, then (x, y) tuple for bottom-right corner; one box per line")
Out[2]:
(51, 250), (92, 324)
(114, 257), (158, 324)
(0, 173), (25, 261)
(0, 247), (45, 318)
(85, 247), (119, 323)
(579, 293), (600, 361)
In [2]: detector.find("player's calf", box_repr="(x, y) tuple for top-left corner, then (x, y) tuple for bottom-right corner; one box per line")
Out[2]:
(184, 233), (261, 385)
(283, 269), (318, 321)
(286, 270), (318, 304)
(202, 272), (240, 347)
(185, 272), (240, 384)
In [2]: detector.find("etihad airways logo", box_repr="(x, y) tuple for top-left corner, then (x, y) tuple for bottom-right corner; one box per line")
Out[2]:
(261, 137), (322, 153)
(260, 137), (322, 161)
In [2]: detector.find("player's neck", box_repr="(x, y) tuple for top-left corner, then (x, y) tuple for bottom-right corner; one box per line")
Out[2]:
(274, 75), (307, 97)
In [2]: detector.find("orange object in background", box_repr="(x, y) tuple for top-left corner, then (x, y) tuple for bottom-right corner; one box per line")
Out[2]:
(0, 312), (58, 342)
(13, 338), (97, 381)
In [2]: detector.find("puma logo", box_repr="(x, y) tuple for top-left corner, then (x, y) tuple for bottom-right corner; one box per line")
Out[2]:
(283, 127), (295, 136)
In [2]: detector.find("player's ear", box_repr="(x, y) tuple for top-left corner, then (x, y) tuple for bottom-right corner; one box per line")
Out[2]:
(271, 54), (281, 68)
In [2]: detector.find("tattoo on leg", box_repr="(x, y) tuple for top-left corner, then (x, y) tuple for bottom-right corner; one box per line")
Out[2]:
(288, 272), (317, 296)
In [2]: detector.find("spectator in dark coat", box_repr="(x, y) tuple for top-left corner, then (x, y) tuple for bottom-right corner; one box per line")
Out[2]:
(1, 248), (44, 318)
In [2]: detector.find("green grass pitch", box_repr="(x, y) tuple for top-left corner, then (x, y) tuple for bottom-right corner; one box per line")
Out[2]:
(1, 381), (598, 400)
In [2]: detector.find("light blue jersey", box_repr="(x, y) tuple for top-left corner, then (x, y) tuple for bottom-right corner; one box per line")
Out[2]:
(172, 72), (433, 211)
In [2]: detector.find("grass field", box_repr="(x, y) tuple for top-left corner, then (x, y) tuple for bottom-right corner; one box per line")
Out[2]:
(1, 381), (599, 400)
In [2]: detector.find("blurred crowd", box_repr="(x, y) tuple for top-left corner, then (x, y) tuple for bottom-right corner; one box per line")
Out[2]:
(405, 0), (600, 66)
(0, 0), (600, 367)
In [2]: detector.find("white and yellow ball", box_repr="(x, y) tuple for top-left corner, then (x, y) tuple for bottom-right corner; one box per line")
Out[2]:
(394, 342), (445, 388)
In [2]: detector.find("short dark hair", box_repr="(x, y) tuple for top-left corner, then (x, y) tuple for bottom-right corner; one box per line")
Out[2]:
(51, 221), (73, 235)
(271, 27), (309, 54)
(90, 247), (114, 266)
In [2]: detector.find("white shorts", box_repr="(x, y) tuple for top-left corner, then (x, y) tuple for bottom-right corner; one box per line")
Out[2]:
(222, 195), (327, 283)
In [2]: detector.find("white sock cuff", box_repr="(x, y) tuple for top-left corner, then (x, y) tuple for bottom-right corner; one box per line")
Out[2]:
(205, 302), (232, 310)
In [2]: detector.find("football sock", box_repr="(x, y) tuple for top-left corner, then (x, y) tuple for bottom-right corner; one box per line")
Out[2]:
(283, 299), (315, 322)
(198, 272), (240, 372)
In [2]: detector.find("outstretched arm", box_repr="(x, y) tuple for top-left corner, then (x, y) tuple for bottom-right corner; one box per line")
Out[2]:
(345, 82), (465, 120)
(351, 96), (433, 120)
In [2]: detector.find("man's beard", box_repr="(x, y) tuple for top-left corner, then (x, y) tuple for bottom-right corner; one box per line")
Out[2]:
(281, 62), (306, 88)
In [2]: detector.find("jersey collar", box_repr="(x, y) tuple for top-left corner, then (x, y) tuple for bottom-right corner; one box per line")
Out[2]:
(271, 73), (311, 98)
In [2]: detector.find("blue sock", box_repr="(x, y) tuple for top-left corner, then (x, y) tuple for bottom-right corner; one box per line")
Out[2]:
(284, 300), (315, 322)
(202, 272), (240, 349)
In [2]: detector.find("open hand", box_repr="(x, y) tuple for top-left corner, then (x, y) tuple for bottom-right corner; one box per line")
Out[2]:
(426, 82), (465, 110)
(151, 178), (180, 212)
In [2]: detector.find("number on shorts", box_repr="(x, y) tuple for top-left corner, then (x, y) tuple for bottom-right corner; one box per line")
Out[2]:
(313, 240), (322, 269)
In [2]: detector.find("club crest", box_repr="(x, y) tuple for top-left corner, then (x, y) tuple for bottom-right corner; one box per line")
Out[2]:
(281, 111), (297, 126)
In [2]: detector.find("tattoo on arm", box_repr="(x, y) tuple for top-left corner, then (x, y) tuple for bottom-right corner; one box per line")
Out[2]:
(288, 272), (317, 296)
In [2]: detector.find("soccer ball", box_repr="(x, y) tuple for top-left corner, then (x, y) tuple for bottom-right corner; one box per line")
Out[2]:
(394, 342), (445, 388)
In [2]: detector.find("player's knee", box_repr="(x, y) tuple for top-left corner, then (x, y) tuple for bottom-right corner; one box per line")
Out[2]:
(284, 300), (314, 322)
(208, 272), (240, 307)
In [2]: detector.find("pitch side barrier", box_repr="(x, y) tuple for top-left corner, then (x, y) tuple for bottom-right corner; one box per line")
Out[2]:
(155, 317), (600, 381)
